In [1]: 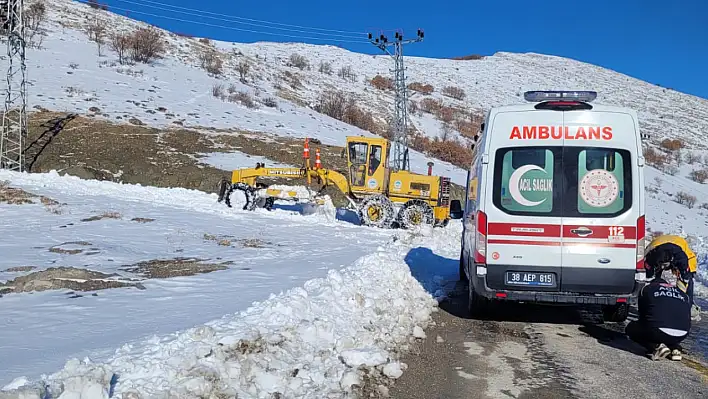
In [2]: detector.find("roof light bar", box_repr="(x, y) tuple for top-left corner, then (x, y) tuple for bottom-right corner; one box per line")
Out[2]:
(524, 91), (597, 103)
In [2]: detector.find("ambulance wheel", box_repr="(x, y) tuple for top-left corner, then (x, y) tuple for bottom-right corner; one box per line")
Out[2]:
(602, 303), (629, 323)
(398, 200), (435, 229)
(467, 283), (491, 319)
(459, 250), (468, 282)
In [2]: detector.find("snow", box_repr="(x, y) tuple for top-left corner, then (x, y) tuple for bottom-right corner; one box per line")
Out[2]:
(198, 151), (295, 171)
(0, 170), (462, 398)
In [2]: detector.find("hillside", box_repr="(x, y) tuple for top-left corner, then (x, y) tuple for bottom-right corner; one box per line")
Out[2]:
(20, 0), (708, 182)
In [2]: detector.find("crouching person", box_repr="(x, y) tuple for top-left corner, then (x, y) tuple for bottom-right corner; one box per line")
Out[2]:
(625, 264), (692, 361)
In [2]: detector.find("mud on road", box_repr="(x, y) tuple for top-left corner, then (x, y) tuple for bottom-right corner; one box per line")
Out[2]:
(389, 285), (707, 399)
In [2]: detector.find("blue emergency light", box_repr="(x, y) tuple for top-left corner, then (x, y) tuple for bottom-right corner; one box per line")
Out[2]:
(524, 91), (597, 103)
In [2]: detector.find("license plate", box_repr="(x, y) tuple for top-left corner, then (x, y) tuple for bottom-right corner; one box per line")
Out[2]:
(505, 271), (556, 287)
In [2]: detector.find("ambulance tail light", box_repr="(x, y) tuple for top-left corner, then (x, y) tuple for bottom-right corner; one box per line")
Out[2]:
(636, 215), (646, 271)
(474, 210), (487, 263)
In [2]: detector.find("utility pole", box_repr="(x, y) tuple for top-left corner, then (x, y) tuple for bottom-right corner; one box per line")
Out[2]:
(368, 28), (424, 172)
(0, 0), (27, 171)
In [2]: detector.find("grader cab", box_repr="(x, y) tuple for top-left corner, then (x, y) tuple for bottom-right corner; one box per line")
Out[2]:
(217, 136), (454, 229)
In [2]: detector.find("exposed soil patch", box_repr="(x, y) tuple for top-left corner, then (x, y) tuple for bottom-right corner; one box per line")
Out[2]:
(0, 181), (62, 213)
(239, 238), (272, 248)
(0, 266), (142, 295)
(4, 266), (36, 272)
(48, 241), (92, 255)
(81, 211), (122, 222)
(119, 257), (229, 279)
(131, 217), (155, 223)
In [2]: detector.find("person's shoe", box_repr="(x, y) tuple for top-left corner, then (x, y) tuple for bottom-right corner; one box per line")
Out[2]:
(670, 349), (682, 361)
(651, 343), (670, 360)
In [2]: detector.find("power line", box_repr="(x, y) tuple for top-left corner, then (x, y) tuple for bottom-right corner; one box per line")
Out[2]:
(110, 0), (367, 39)
(75, 1), (370, 44)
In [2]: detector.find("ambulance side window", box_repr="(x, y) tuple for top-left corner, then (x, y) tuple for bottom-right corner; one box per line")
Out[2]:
(572, 148), (631, 215)
(493, 147), (558, 215)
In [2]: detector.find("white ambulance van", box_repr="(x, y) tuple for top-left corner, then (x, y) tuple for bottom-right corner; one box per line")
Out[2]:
(460, 91), (646, 322)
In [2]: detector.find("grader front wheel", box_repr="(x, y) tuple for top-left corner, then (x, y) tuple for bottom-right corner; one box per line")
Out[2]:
(357, 194), (396, 228)
(398, 200), (435, 229)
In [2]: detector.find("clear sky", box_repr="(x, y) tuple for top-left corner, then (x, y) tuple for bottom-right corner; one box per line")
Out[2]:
(89, 0), (708, 100)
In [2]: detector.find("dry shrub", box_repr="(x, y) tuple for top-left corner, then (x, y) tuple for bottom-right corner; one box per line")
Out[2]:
(455, 120), (477, 139)
(128, 27), (165, 64)
(318, 61), (333, 75)
(314, 91), (377, 133)
(662, 164), (679, 176)
(435, 106), (457, 123)
(643, 147), (667, 167)
(261, 97), (277, 108)
(228, 91), (258, 109)
(411, 135), (472, 168)
(288, 53), (309, 70)
(442, 86), (466, 100)
(407, 82), (434, 94)
(408, 100), (418, 115)
(660, 138), (684, 151)
(452, 54), (484, 60)
(685, 151), (698, 164)
(212, 83), (223, 98)
(198, 48), (222, 75)
(420, 98), (443, 114)
(198, 38), (212, 45)
(689, 169), (708, 184)
(109, 32), (131, 64)
(237, 61), (250, 81)
(337, 65), (357, 82)
(26, 1), (47, 31)
(675, 191), (697, 208)
(370, 75), (393, 90)
(85, 17), (107, 55)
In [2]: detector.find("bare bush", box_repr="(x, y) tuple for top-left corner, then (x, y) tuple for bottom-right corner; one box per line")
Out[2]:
(237, 61), (250, 81)
(686, 151), (698, 164)
(442, 86), (466, 100)
(435, 106), (457, 124)
(643, 147), (667, 167)
(689, 169), (708, 183)
(26, 1), (47, 31)
(212, 83), (223, 98)
(451, 54), (485, 60)
(128, 27), (165, 64)
(411, 134), (472, 168)
(420, 98), (443, 114)
(408, 100), (418, 115)
(109, 32), (131, 64)
(439, 123), (454, 142)
(675, 191), (697, 208)
(288, 53), (309, 70)
(227, 84), (237, 94)
(370, 75), (393, 90)
(407, 82), (434, 95)
(198, 48), (222, 75)
(88, 0), (100, 8)
(337, 65), (356, 83)
(314, 91), (377, 133)
(198, 38), (211, 45)
(261, 97), (277, 108)
(660, 138), (684, 151)
(85, 17), (108, 56)
(318, 61), (333, 75)
(228, 91), (258, 109)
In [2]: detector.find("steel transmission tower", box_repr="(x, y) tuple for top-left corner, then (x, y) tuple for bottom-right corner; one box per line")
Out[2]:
(368, 28), (424, 172)
(0, 0), (27, 171)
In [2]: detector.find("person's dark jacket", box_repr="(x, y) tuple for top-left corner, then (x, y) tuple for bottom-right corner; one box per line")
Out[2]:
(638, 277), (691, 333)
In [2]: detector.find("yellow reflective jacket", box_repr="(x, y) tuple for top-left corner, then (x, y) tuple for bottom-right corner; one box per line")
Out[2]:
(646, 235), (697, 273)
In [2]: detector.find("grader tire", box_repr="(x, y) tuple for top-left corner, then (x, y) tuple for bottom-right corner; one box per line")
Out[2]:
(398, 200), (435, 229)
(225, 182), (259, 211)
(357, 194), (396, 228)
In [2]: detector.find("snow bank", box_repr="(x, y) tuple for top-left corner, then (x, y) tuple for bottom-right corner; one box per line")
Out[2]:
(2, 222), (461, 398)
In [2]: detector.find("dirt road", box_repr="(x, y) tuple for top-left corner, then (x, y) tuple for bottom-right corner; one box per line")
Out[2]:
(390, 285), (708, 399)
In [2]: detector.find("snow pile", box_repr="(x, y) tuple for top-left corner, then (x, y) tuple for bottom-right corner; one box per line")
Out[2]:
(1, 222), (461, 398)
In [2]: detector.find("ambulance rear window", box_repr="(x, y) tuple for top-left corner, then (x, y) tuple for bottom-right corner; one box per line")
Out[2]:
(492, 146), (632, 218)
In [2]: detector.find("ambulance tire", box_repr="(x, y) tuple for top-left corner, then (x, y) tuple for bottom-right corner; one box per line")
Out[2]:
(467, 283), (491, 319)
(459, 250), (468, 282)
(601, 303), (630, 323)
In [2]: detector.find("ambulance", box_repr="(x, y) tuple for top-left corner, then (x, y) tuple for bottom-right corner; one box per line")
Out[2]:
(460, 91), (647, 323)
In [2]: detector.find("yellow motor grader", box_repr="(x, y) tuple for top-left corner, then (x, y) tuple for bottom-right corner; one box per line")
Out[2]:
(217, 136), (455, 228)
